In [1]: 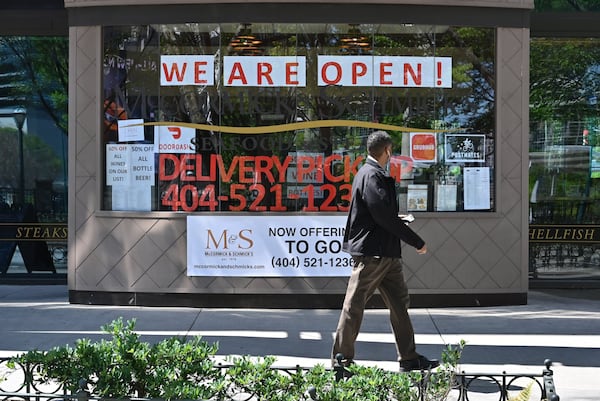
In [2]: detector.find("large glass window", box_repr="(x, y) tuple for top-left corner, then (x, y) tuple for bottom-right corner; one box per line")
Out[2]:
(529, 37), (600, 223)
(102, 24), (495, 213)
(529, 37), (600, 279)
(534, 0), (600, 12)
(0, 36), (68, 277)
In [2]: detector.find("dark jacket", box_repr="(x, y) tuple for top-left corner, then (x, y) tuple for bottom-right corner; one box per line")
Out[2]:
(342, 157), (425, 257)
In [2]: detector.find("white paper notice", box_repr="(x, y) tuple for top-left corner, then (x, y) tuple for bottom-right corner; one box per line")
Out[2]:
(112, 185), (151, 211)
(106, 144), (155, 211)
(464, 167), (490, 210)
(436, 184), (457, 211)
(106, 144), (130, 186)
(129, 144), (155, 186)
(118, 119), (145, 142)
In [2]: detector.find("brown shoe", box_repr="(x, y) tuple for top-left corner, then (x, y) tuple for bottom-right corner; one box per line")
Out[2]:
(399, 355), (440, 372)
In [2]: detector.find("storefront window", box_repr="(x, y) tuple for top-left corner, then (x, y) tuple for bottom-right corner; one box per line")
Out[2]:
(102, 24), (495, 213)
(534, 0), (600, 12)
(529, 37), (600, 279)
(530, 37), (600, 223)
(0, 36), (68, 277)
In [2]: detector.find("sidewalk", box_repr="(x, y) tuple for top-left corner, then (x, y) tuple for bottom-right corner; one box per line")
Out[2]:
(1, 285), (599, 400)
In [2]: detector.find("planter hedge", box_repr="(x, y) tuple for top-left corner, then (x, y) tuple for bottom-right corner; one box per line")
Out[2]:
(9, 318), (465, 401)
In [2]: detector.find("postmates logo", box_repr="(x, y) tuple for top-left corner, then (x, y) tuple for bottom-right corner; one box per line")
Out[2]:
(410, 133), (436, 163)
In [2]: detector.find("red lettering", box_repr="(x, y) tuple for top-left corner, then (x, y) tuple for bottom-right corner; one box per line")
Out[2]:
(194, 61), (208, 84)
(162, 62), (186, 82)
(380, 63), (392, 85)
(206, 155), (217, 181)
(321, 62), (342, 85)
(296, 156), (316, 183)
(273, 156), (293, 183)
(159, 153), (307, 188)
(180, 154), (195, 181)
(404, 63), (422, 86)
(227, 62), (248, 85)
(315, 155), (324, 182)
(352, 62), (367, 84)
(257, 63), (274, 85)
(217, 155), (239, 182)
(159, 154), (180, 180)
(254, 156), (275, 183)
(286, 62), (299, 85)
(159, 154), (215, 182)
(345, 155), (363, 182)
(238, 156), (253, 183)
(323, 154), (343, 183)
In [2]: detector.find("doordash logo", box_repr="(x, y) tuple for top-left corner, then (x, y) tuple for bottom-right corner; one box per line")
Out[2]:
(168, 127), (181, 139)
(154, 125), (196, 154)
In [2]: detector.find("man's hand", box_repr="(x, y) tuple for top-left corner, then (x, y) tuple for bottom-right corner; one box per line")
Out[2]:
(416, 245), (427, 255)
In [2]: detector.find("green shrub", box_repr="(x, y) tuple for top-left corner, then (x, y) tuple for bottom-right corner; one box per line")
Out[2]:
(10, 318), (464, 401)
(12, 318), (224, 399)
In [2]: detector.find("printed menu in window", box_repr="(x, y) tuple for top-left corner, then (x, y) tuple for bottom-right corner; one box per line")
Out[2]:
(407, 184), (428, 211)
(435, 183), (457, 211)
(464, 167), (490, 210)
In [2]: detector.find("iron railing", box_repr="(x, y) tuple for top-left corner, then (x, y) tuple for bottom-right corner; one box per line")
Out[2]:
(0, 357), (559, 401)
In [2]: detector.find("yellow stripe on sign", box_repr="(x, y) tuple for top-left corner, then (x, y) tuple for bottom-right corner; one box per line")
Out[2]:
(126, 120), (454, 134)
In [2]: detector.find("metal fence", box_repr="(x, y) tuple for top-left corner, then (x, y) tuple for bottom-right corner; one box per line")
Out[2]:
(0, 357), (559, 401)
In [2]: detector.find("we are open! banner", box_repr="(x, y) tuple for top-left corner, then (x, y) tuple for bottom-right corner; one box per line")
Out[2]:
(161, 55), (452, 88)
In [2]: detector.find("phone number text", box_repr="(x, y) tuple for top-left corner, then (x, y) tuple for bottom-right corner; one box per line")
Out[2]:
(161, 183), (351, 212)
(271, 256), (354, 268)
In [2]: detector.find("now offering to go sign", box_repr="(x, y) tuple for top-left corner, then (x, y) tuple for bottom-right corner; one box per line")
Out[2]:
(187, 215), (353, 277)
(161, 55), (452, 88)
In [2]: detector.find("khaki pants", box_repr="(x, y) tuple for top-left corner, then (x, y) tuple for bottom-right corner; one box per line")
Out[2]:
(332, 256), (419, 363)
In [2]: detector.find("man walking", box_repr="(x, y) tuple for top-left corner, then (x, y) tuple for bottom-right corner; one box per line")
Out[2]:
(332, 130), (439, 372)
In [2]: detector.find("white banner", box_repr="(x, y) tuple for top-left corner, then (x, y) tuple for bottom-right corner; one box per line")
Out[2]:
(160, 55), (215, 86)
(318, 56), (452, 87)
(159, 54), (452, 88)
(223, 56), (306, 87)
(187, 215), (352, 276)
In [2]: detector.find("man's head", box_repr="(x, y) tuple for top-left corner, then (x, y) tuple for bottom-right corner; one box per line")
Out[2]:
(367, 130), (393, 159)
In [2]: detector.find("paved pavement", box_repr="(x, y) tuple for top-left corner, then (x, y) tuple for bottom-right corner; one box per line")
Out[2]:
(0, 285), (599, 400)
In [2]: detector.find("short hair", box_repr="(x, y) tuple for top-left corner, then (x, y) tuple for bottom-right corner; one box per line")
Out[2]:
(367, 130), (392, 158)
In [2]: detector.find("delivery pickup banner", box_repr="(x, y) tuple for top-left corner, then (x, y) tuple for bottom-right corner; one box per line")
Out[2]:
(187, 215), (352, 277)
